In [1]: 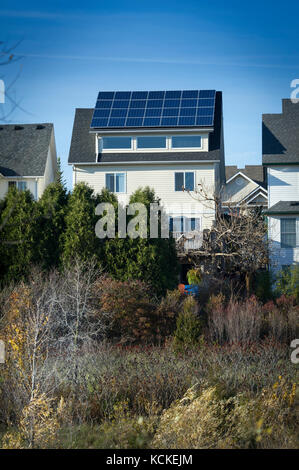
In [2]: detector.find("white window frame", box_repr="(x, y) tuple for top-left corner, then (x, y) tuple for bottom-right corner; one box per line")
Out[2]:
(99, 136), (133, 152)
(174, 171), (196, 192)
(136, 135), (167, 150)
(280, 217), (298, 248)
(170, 135), (202, 150)
(98, 133), (204, 153)
(169, 215), (201, 234)
(105, 172), (127, 194)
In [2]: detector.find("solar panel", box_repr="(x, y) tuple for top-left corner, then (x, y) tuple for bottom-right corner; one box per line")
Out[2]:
(91, 90), (216, 129)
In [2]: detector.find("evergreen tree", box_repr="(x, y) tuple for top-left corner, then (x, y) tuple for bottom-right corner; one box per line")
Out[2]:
(62, 182), (101, 264)
(34, 177), (69, 270)
(0, 187), (37, 284)
(103, 186), (179, 295)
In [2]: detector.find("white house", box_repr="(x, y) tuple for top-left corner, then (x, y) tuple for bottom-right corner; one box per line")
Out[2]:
(263, 99), (299, 271)
(223, 165), (267, 209)
(0, 123), (57, 200)
(68, 90), (225, 243)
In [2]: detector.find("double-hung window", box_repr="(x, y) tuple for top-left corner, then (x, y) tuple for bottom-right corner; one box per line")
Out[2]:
(169, 216), (200, 234)
(105, 173), (126, 193)
(281, 218), (297, 248)
(175, 172), (195, 191)
(8, 181), (27, 191)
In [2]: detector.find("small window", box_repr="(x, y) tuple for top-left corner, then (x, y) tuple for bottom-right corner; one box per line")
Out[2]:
(169, 216), (184, 233)
(136, 136), (167, 149)
(175, 172), (195, 191)
(17, 181), (27, 191)
(185, 217), (200, 231)
(171, 135), (202, 148)
(8, 181), (16, 188)
(105, 173), (126, 193)
(102, 137), (132, 150)
(281, 218), (296, 248)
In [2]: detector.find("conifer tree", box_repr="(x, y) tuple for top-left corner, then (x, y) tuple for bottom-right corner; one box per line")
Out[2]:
(0, 187), (36, 283)
(62, 182), (101, 264)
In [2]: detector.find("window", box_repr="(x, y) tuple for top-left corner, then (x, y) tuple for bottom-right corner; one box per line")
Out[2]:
(105, 173), (126, 193)
(102, 137), (132, 150)
(8, 181), (27, 191)
(169, 216), (200, 233)
(136, 136), (167, 149)
(185, 217), (200, 231)
(281, 218), (297, 248)
(169, 217), (184, 233)
(17, 181), (27, 191)
(171, 135), (202, 148)
(175, 172), (195, 191)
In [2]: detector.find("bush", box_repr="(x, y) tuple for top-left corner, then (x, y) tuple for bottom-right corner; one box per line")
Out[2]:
(152, 376), (298, 449)
(173, 297), (202, 351)
(275, 266), (299, 301)
(96, 277), (178, 344)
(253, 271), (274, 303)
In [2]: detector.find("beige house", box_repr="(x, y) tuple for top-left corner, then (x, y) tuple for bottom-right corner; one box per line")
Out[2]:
(69, 90), (225, 243)
(0, 123), (57, 200)
(222, 165), (268, 209)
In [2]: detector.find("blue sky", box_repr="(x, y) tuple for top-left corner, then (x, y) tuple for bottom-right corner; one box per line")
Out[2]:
(1, 0), (299, 189)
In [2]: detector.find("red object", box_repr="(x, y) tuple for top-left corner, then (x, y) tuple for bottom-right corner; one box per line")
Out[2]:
(178, 283), (186, 294)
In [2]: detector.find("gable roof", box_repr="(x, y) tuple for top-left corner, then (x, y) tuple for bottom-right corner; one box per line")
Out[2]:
(68, 91), (223, 164)
(263, 99), (299, 165)
(0, 123), (53, 177)
(225, 165), (265, 186)
(264, 200), (299, 215)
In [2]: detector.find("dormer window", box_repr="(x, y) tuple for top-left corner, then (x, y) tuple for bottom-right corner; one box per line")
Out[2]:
(171, 135), (202, 149)
(136, 136), (167, 149)
(102, 137), (132, 150)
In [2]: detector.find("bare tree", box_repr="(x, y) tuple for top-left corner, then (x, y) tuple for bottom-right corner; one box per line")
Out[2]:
(0, 40), (25, 122)
(181, 182), (269, 294)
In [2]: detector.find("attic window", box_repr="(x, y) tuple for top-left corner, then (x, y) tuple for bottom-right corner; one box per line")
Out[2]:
(14, 126), (23, 131)
(36, 125), (45, 130)
(291, 202), (299, 206)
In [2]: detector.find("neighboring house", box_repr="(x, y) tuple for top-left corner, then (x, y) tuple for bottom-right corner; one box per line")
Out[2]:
(0, 123), (57, 200)
(68, 89), (225, 247)
(222, 165), (268, 209)
(263, 99), (299, 271)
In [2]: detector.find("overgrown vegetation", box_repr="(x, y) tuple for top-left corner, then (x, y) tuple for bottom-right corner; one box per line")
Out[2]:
(0, 262), (298, 449)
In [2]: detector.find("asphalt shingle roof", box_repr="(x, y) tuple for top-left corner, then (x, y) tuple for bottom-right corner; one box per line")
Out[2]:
(264, 200), (299, 214)
(68, 92), (223, 164)
(225, 165), (265, 186)
(0, 123), (53, 177)
(263, 99), (299, 165)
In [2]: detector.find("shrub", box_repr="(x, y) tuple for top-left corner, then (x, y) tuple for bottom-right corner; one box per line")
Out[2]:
(275, 265), (299, 301)
(96, 277), (177, 344)
(152, 377), (298, 449)
(253, 271), (274, 303)
(173, 297), (202, 351)
(207, 295), (262, 345)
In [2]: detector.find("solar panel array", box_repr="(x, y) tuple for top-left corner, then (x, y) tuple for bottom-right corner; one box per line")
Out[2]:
(90, 90), (216, 129)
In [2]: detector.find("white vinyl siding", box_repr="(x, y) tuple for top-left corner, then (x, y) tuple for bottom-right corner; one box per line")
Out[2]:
(268, 216), (299, 270)
(74, 162), (216, 230)
(268, 166), (299, 207)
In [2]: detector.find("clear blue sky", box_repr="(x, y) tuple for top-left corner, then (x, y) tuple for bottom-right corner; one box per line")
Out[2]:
(1, 0), (299, 189)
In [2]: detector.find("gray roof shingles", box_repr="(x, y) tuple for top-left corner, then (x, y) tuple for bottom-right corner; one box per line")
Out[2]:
(68, 91), (223, 164)
(225, 164), (266, 187)
(0, 123), (53, 177)
(263, 99), (299, 165)
(264, 200), (299, 214)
